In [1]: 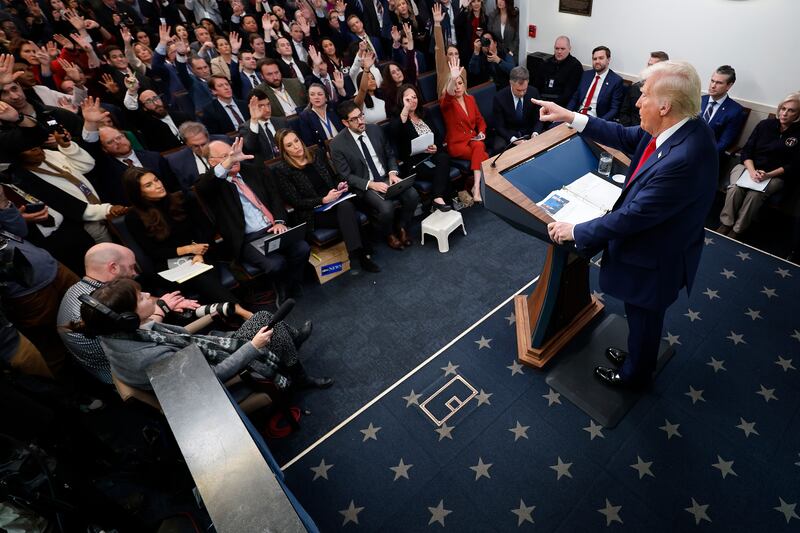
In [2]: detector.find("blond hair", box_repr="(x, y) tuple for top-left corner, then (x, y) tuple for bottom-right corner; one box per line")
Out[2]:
(776, 92), (800, 120)
(642, 60), (701, 119)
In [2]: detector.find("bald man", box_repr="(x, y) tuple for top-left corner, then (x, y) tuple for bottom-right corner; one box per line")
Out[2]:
(57, 243), (198, 383)
(533, 36), (583, 108)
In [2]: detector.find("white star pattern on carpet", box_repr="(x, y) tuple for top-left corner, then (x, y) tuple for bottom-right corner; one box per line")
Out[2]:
(510, 499), (535, 526)
(663, 332), (681, 345)
(441, 361), (459, 376)
(389, 458), (413, 481)
(507, 360), (525, 376)
(736, 417), (759, 437)
(659, 419), (682, 439)
(591, 290), (605, 301)
(403, 389), (421, 407)
(339, 500), (364, 525)
(428, 500), (452, 526)
(707, 357), (726, 372)
(583, 419), (605, 440)
(703, 288), (720, 300)
(508, 421), (529, 442)
(684, 309), (701, 321)
(310, 458), (333, 481)
(736, 251), (751, 261)
(726, 331), (746, 345)
(774, 356), (795, 372)
(542, 388), (561, 406)
(755, 384), (777, 402)
(774, 498), (799, 523)
(475, 389), (492, 406)
(597, 498), (623, 526)
(775, 267), (792, 278)
(720, 268), (736, 279)
(549, 457), (573, 480)
(629, 455), (654, 479)
(685, 385), (706, 404)
(435, 422), (454, 441)
(711, 455), (737, 479)
(685, 498), (711, 524)
(469, 457), (493, 480)
(791, 329), (800, 342)
(505, 313), (516, 325)
(744, 308), (762, 320)
(475, 336), (492, 349)
(360, 422), (381, 441)
(761, 286), (778, 298)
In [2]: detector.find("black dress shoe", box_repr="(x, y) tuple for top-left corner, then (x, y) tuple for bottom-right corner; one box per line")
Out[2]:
(293, 320), (313, 348)
(605, 347), (628, 366)
(300, 375), (334, 389)
(358, 251), (381, 273)
(594, 365), (627, 388)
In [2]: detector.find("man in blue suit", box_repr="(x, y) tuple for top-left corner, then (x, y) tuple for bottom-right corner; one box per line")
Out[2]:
(568, 46), (625, 121)
(491, 66), (543, 153)
(537, 61), (718, 389)
(700, 65), (746, 154)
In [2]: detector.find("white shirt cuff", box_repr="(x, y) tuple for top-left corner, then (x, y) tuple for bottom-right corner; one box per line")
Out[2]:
(569, 113), (588, 132)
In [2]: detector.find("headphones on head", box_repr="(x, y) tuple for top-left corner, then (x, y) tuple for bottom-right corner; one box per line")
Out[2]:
(78, 293), (140, 332)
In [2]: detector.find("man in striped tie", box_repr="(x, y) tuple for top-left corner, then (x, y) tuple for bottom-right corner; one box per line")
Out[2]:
(537, 61), (718, 390)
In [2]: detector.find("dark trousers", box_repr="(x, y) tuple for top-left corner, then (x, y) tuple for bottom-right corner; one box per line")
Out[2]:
(240, 229), (311, 286)
(621, 302), (666, 384)
(414, 151), (451, 200)
(361, 186), (419, 237)
(314, 200), (363, 252)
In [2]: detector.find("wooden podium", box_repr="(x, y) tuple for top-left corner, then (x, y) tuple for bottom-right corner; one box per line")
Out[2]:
(482, 124), (630, 368)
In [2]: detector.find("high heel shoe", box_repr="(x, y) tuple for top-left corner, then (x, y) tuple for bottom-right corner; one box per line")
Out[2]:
(431, 201), (452, 212)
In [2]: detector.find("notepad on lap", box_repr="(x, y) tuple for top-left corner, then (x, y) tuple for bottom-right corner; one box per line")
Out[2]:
(159, 260), (214, 283)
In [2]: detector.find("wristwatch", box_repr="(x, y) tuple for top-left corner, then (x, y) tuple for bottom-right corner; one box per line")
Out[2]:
(156, 298), (171, 316)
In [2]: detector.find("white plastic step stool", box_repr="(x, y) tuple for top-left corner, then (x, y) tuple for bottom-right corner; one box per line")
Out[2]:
(420, 210), (466, 253)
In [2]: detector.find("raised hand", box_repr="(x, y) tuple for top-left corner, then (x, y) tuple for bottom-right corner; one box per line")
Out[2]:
(119, 25), (132, 44)
(448, 56), (461, 79)
(158, 23), (171, 46)
(298, 15), (311, 36)
(361, 50), (375, 71)
(229, 31), (242, 54)
(332, 68), (345, 89)
(32, 44), (50, 66)
(70, 32), (93, 52)
(0, 54), (24, 85)
(25, 0), (44, 19)
(46, 41), (59, 59)
(84, 19), (100, 30)
(0, 101), (20, 123)
(52, 34), (74, 50)
(56, 96), (78, 114)
(223, 137), (255, 167)
(335, 0), (346, 13)
(63, 9), (85, 31)
(390, 25), (401, 43)
(81, 96), (110, 124)
(174, 39), (188, 55)
(58, 58), (81, 82)
(99, 73), (120, 94)
(308, 44), (322, 66)
(402, 22), (413, 50)
(432, 2), (444, 24)
(248, 95), (263, 121)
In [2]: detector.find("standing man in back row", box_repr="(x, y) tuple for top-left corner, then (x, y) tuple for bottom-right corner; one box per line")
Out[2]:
(533, 35), (583, 108)
(540, 61), (718, 390)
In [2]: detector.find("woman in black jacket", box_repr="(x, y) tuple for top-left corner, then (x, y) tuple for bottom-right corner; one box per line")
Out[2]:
(121, 166), (239, 303)
(390, 84), (452, 211)
(272, 130), (380, 273)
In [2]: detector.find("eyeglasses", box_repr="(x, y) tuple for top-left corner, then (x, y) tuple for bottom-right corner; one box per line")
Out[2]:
(347, 113), (365, 123)
(142, 96), (161, 105)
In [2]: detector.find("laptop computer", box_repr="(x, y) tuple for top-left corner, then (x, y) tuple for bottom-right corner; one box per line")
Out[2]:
(248, 222), (307, 254)
(382, 175), (416, 199)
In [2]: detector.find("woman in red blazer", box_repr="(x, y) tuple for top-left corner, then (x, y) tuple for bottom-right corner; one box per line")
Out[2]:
(440, 57), (489, 202)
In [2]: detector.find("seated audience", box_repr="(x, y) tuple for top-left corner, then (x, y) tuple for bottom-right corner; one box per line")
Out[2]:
(378, 56), (418, 118)
(354, 52), (387, 124)
(122, 88), (193, 152)
(331, 100), (419, 250)
(195, 138), (311, 300)
(210, 34), (241, 81)
(273, 129), (380, 272)
(238, 87), (289, 161)
(57, 243), (199, 384)
(390, 84), (453, 212)
(274, 36), (312, 83)
(237, 50), (264, 98)
(533, 35), (582, 108)
(468, 30), (514, 89)
(432, 1), (467, 97)
(618, 51), (669, 127)
(297, 83), (340, 149)
(175, 44), (216, 111)
(441, 57), (489, 203)
(567, 46), (624, 121)
(701, 65), (747, 154)
(717, 92), (800, 239)
(201, 75), (251, 134)
(345, 14), (384, 62)
(491, 66), (543, 153)
(258, 58), (309, 117)
(122, 167), (241, 303)
(307, 45), (350, 105)
(74, 278), (331, 390)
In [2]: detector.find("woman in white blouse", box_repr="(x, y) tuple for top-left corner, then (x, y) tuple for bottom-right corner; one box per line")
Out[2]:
(353, 51), (387, 124)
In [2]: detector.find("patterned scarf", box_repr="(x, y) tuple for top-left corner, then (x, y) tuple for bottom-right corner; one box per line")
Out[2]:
(110, 327), (290, 389)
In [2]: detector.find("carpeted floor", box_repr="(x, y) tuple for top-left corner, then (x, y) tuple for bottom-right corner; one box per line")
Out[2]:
(280, 230), (799, 532)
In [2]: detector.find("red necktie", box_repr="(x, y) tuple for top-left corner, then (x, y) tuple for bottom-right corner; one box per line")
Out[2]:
(581, 75), (600, 114)
(626, 138), (657, 187)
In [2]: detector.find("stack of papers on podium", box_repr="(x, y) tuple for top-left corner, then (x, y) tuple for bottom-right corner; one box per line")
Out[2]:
(158, 260), (214, 283)
(537, 172), (622, 224)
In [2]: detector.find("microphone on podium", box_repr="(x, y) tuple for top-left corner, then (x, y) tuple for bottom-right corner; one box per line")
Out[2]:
(490, 133), (534, 168)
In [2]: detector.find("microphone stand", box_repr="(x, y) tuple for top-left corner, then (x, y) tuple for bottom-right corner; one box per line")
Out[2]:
(490, 133), (533, 168)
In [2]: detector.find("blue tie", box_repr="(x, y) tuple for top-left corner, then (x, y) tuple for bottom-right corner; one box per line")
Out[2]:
(515, 97), (523, 121)
(703, 100), (716, 122)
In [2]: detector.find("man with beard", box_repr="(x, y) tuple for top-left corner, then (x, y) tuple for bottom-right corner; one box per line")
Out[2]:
(256, 58), (308, 118)
(122, 89), (193, 152)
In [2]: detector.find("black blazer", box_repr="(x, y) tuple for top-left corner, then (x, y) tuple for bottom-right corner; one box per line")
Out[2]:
(194, 161), (289, 260)
(200, 98), (251, 134)
(273, 151), (340, 230)
(237, 117), (289, 162)
(277, 56), (313, 83)
(329, 124), (399, 194)
(297, 106), (340, 149)
(492, 86), (543, 143)
(389, 114), (445, 166)
(126, 108), (193, 153)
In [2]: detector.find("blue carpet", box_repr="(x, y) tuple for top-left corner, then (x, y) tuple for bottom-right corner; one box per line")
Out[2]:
(281, 232), (799, 531)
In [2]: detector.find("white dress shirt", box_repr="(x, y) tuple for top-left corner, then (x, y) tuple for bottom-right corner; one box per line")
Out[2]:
(348, 129), (387, 181)
(272, 85), (299, 116)
(580, 69), (609, 118)
(704, 94), (727, 122)
(281, 56), (305, 83)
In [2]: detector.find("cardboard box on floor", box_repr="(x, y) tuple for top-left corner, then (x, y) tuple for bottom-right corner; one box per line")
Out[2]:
(309, 242), (350, 284)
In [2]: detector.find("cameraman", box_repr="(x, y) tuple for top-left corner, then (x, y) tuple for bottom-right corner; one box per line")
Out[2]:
(0, 187), (78, 375)
(468, 30), (513, 89)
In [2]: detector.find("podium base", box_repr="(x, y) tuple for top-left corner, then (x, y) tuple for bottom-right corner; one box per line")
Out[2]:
(545, 313), (675, 428)
(514, 295), (604, 368)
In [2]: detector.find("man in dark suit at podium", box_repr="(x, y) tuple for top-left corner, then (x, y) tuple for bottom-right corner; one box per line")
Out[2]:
(491, 66), (543, 153)
(535, 61), (718, 390)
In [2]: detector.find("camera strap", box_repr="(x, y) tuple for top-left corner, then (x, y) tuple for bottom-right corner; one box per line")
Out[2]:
(37, 161), (101, 204)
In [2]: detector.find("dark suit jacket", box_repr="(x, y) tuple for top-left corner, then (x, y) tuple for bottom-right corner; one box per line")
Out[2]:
(262, 80), (308, 118)
(237, 70), (264, 100)
(277, 56), (313, 83)
(200, 98), (251, 134)
(85, 143), (180, 204)
(701, 95), (746, 153)
(175, 60), (214, 111)
(162, 134), (230, 190)
(297, 106), (340, 149)
(573, 117), (718, 311)
(194, 161), (289, 259)
(533, 54), (583, 107)
(125, 109), (193, 153)
(568, 69), (625, 121)
(492, 86), (543, 143)
(237, 117), (289, 161)
(617, 81), (642, 127)
(273, 151), (339, 230)
(330, 124), (399, 193)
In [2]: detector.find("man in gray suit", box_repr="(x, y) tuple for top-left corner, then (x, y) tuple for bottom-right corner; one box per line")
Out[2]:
(256, 58), (308, 118)
(330, 101), (419, 250)
(238, 87), (289, 162)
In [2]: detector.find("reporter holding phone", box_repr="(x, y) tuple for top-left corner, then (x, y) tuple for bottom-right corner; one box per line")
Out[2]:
(273, 129), (380, 273)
